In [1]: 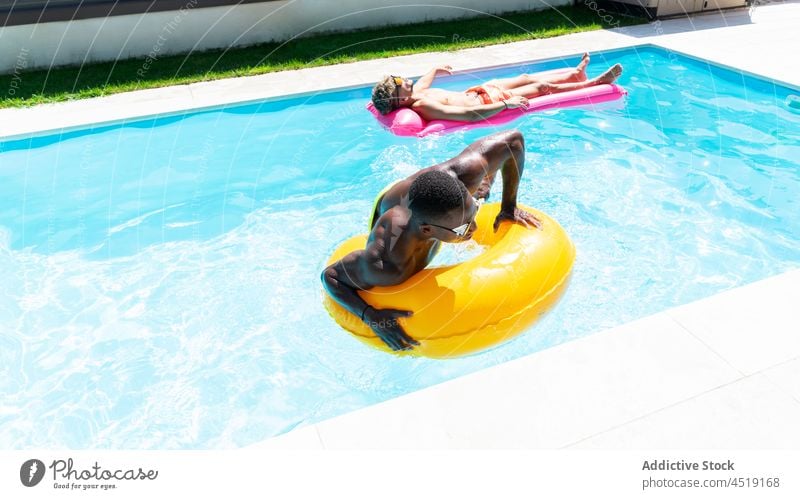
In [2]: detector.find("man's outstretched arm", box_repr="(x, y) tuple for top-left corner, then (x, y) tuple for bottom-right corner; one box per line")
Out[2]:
(413, 65), (452, 91)
(321, 238), (419, 351)
(414, 96), (528, 123)
(449, 130), (542, 230)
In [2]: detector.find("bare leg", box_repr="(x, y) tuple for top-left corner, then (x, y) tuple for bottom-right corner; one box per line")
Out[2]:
(490, 53), (591, 90)
(509, 63), (622, 98)
(571, 52), (590, 82)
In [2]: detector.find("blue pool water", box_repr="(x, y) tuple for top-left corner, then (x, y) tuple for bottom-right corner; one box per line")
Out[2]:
(1, 46), (798, 449)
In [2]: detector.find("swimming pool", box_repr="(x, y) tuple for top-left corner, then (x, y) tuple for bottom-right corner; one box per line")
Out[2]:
(1, 45), (798, 449)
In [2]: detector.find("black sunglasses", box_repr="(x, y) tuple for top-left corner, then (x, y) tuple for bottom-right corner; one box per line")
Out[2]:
(424, 219), (473, 237)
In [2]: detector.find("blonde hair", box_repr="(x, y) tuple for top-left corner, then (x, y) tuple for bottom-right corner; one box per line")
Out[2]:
(371, 76), (398, 115)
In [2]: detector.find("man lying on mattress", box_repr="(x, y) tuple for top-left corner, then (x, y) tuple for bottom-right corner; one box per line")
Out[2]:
(370, 53), (622, 121)
(321, 130), (541, 352)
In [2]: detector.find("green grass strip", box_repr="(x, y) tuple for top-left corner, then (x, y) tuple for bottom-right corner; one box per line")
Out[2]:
(0, 5), (645, 108)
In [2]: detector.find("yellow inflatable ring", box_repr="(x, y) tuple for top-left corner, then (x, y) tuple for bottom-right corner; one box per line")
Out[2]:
(323, 202), (575, 358)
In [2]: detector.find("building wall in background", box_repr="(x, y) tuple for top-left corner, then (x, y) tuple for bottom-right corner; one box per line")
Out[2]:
(0, 0), (570, 74)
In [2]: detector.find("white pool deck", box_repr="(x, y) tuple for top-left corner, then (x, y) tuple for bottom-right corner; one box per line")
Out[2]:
(3, 1), (799, 449)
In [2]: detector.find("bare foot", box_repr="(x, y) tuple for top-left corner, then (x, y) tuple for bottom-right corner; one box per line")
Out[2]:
(594, 63), (623, 84)
(575, 52), (590, 81)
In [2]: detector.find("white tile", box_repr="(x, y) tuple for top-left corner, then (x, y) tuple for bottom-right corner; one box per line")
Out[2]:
(762, 357), (800, 404)
(570, 373), (800, 449)
(246, 424), (324, 450)
(314, 313), (741, 449)
(668, 270), (800, 375)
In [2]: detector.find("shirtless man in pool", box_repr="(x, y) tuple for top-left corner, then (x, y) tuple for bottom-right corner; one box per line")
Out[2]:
(321, 130), (540, 351)
(371, 53), (622, 121)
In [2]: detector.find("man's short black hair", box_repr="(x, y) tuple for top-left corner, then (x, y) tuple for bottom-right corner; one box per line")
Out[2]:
(408, 170), (469, 222)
